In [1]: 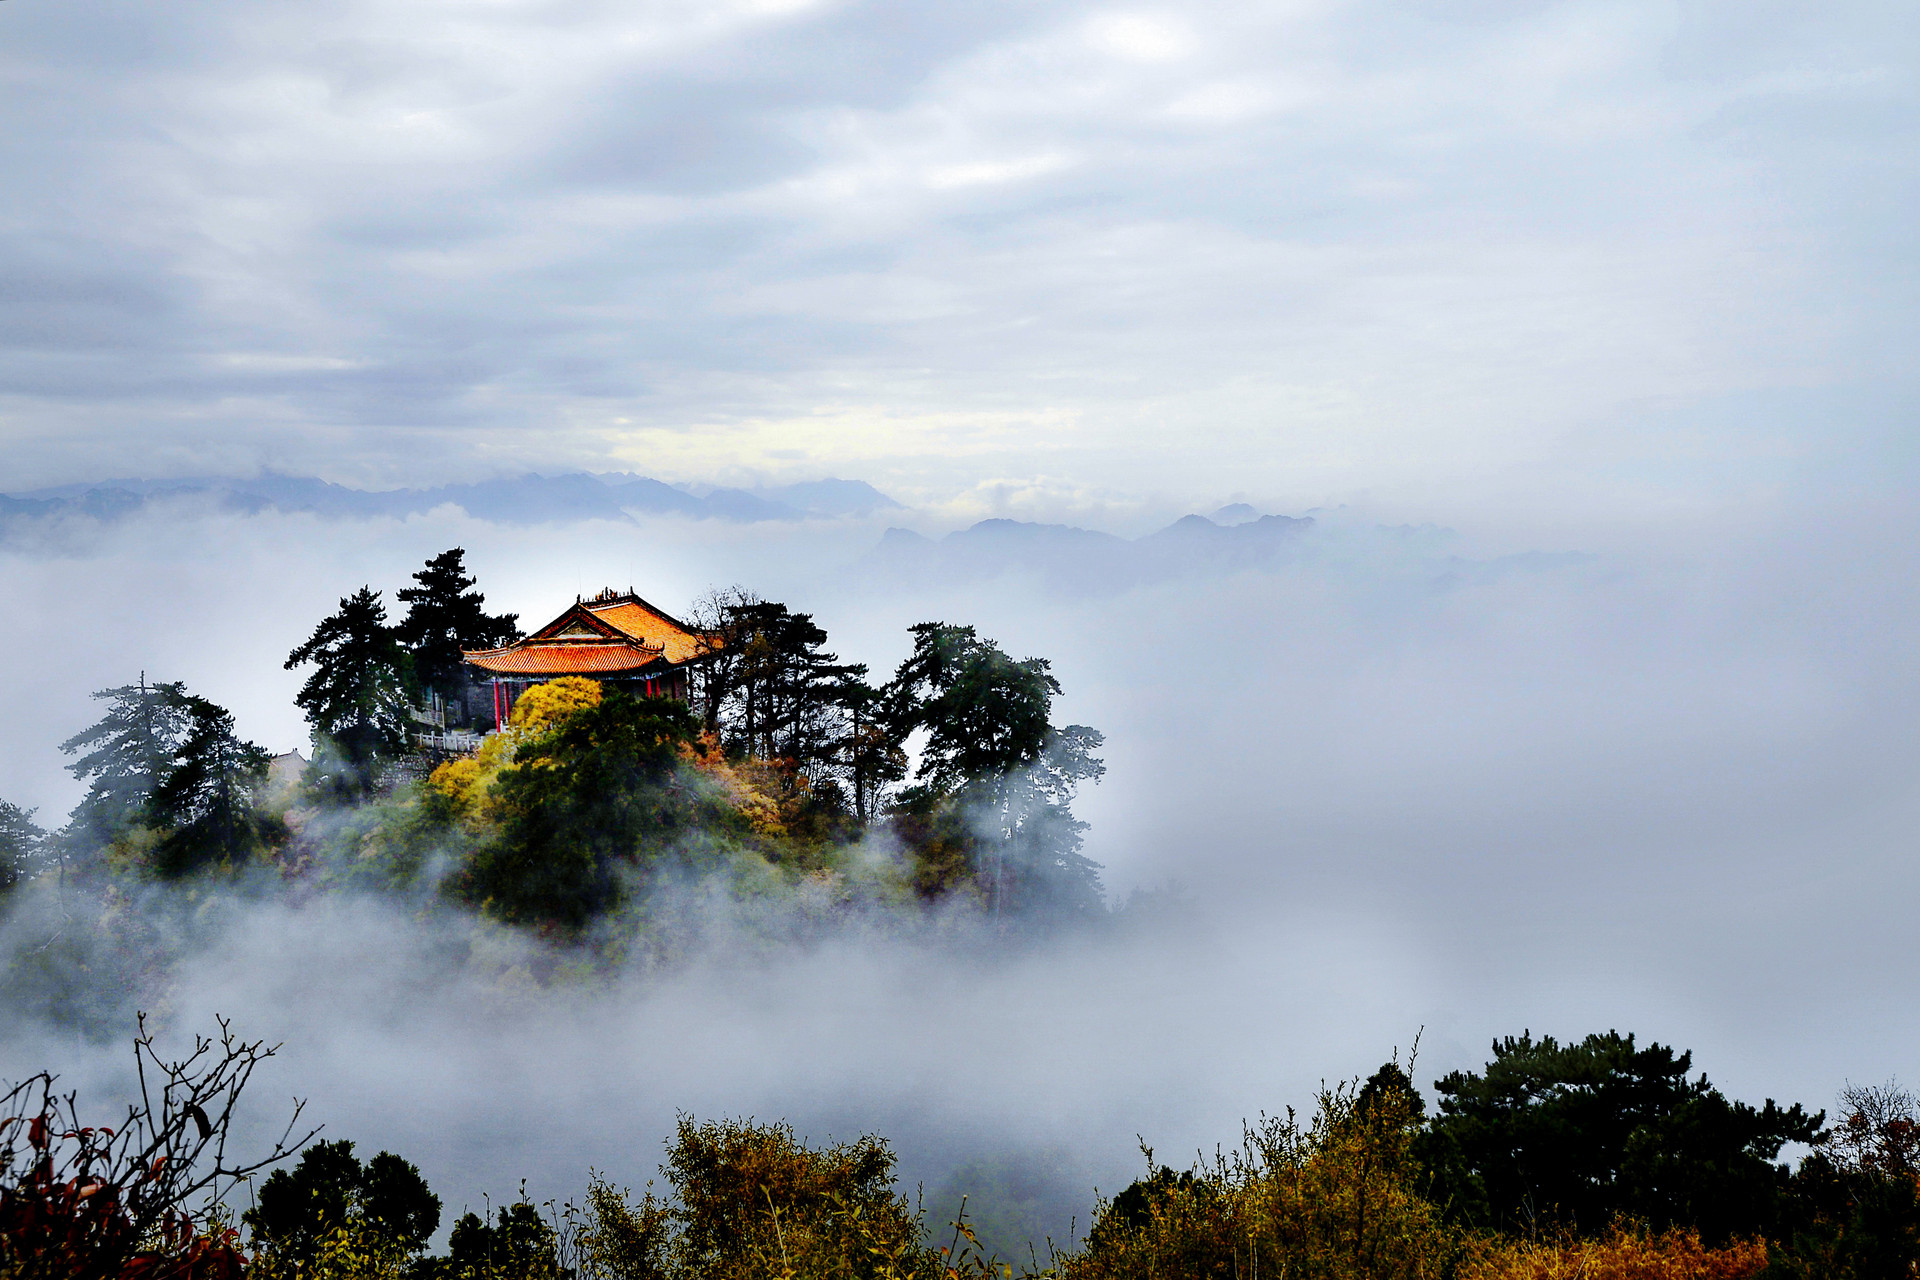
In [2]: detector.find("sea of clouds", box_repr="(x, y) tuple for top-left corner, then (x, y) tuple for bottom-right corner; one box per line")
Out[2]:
(3, 493), (1918, 1252)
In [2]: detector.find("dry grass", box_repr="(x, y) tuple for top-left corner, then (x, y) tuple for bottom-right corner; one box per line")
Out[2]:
(1458, 1224), (1769, 1280)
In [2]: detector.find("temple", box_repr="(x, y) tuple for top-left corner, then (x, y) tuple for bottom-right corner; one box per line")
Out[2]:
(463, 588), (716, 726)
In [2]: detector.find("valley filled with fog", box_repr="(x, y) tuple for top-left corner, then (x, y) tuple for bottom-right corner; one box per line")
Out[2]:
(4, 490), (1916, 1252)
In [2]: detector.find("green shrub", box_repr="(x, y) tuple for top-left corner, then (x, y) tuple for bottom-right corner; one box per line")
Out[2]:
(570, 1116), (1003, 1280)
(1064, 1062), (1458, 1280)
(453, 689), (700, 928)
(1418, 1032), (1822, 1244)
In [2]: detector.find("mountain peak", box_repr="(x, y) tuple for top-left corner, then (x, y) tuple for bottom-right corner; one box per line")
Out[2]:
(1210, 503), (1261, 526)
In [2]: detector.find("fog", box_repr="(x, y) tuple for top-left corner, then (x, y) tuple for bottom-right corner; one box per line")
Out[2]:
(4, 494), (1919, 1252)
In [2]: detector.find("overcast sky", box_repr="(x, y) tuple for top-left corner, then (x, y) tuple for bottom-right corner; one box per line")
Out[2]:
(2, 0), (1915, 520)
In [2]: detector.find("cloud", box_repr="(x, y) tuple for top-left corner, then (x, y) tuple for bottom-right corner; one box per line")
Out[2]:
(0, 0), (1911, 513)
(1085, 13), (1199, 63)
(1, 0), (1918, 1243)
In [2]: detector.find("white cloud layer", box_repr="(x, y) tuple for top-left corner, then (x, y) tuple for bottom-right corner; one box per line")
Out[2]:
(2, 496), (1917, 1248)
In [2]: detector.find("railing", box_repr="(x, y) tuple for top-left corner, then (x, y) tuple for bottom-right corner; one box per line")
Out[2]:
(414, 729), (482, 755)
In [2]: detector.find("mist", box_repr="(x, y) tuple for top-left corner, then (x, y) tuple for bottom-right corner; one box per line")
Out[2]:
(3, 492), (1919, 1253)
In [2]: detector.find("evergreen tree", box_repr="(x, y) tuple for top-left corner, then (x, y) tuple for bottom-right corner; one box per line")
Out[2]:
(694, 593), (880, 815)
(445, 1202), (561, 1278)
(887, 623), (1106, 915)
(284, 587), (414, 801)
(458, 688), (700, 927)
(0, 799), (45, 894)
(245, 1140), (440, 1268)
(687, 585), (756, 738)
(715, 601), (861, 766)
(145, 695), (277, 876)
(58, 676), (194, 848)
(888, 623), (1061, 795)
(836, 677), (907, 824)
(972, 723), (1106, 916)
(1418, 1030), (1823, 1243)
(394, 547), (520, 702)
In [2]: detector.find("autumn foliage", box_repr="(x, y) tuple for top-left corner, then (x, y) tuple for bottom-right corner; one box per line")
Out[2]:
(1061, 1064), (1457, 1280)
(0, 1102), (245, 1280)
(9, 1018), (1920, 1280)
(0, 1018), (308, 1280)
(1456, 1227), (1769, 1280)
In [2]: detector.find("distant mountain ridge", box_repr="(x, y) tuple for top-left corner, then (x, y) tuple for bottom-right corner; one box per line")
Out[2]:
(861, 509), (1594, 596)
(1, 472), (905, 526)
(866, 509), (1317, 592)
(0, 480), (1590, 593)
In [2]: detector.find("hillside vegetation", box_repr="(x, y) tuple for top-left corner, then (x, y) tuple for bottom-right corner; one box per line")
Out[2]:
(4, 1026), (1916, 1279)
(0, 552), (1109, 1027)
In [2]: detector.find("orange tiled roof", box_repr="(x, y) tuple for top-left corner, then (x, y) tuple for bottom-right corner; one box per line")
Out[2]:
(584, 598), (706, 664)
(465, 589), (717, 677)
(465, 639), (667, 676)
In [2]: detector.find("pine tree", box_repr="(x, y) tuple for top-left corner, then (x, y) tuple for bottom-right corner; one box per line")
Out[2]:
(687, 585), (755, 737)
(887, 623), (1061, 795)
(284, 587), (414, 800)
(886, 623), (1106, 915)
(0, 799), (45, 894)
(58, 675), (194, 848)
(245, 1140), (441, 1270)
(393, 547), (520, 703)
(726, 603), (862, 763)
(146, 695), (276, 876)
(696, 594), (871, 789)
(837, 677), (906, 824)
(1419, 1031), (1825, 1243)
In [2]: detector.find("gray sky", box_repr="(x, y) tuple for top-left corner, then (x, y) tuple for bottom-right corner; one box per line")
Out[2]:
(3, 0), (1915, 519)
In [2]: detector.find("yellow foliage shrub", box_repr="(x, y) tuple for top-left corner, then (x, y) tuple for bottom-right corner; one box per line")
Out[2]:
(1061, 1068), (1456, 1280)
(428, 755), (486, 815)
(510, 676), (604, 733)
(1458, 1225), (1770, 1280)
(570, 1117), (976, 1280)
(427, 679), (607, 823)
(684, 732), (795, 841)
(244, 1221), (413, 1280)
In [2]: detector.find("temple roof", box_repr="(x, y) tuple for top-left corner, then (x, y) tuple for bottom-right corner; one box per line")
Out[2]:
(465, 640), (665, 676)
(464, 588), (715, 678)
(567, 591), (707, 665)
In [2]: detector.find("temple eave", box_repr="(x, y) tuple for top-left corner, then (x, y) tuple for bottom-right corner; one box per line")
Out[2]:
(465, 653), (671, 677)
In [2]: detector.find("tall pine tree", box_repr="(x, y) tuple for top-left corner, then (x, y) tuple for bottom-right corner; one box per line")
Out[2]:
(718, 602), (860, 767)
(394, 548), (520, 706)
(0, 799), (44, 894)
(836, 677), (906, 824)
(59, 676), (193, 849)
(285, 587), (414, 800)
(886, 623), (1105, 916)
(146, 695), (277, 876)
